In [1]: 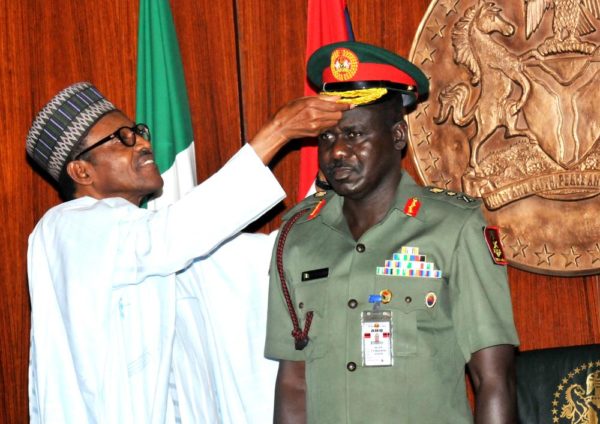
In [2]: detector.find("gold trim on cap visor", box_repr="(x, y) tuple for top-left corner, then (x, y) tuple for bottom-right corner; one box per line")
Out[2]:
(323, 88), (389, 105)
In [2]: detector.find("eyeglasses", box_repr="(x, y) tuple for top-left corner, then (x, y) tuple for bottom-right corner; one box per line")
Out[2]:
(74, 123), (151, 160)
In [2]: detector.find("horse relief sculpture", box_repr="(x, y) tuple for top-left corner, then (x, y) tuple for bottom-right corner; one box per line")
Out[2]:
(408, 0), (600, 275)
(556, 368), (600, 424)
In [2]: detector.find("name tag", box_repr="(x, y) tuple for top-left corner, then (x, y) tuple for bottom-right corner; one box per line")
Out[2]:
(301, 268), (329, 281)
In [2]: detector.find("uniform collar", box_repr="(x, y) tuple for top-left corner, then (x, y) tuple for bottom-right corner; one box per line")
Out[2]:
(319, 172), (428, 234)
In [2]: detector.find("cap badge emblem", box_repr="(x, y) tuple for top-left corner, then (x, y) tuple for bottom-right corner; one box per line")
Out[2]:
(330, 48), (359, 81)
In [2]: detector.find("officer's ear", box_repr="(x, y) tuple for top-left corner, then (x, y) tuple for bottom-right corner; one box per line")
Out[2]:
(66, 160), (94, 186)
(392, 120), (407, 151)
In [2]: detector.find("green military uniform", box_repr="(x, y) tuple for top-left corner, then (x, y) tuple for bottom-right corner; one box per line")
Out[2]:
(265, 173), (519, 423)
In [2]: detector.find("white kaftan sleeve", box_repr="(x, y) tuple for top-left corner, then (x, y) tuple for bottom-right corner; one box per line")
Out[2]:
(132, 143), (285, 280)
(173, 231), (279, 424)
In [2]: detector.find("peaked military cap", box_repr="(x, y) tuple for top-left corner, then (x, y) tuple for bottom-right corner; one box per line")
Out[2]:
(26, 82), (117, 181)
(307, 41), (429, 107)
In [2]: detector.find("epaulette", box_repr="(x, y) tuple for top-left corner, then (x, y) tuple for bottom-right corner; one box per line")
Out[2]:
(282, 190), (333, 222)
(422, 186), (481, 209)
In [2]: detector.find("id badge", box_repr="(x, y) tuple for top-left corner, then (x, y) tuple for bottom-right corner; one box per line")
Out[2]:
(361, 309), (393, 367)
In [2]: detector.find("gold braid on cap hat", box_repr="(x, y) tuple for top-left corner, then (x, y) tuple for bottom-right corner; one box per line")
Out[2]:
(323, 88), (388, 105)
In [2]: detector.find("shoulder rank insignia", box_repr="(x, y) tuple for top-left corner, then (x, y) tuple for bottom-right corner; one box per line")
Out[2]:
(456, 194), (476, 203)
(307, 198), (326, 221)
(483, 226), (508, 265)
(403, 197), (421, 217)
(429, 186), (476, 203)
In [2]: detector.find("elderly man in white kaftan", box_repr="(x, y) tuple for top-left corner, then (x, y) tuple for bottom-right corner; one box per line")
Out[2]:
(26, 82), (347, 423)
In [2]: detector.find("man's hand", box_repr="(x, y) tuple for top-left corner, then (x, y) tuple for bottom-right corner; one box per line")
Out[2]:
(274, 360), (306, 424)
(249, 96), (350, 164)
(467, 344), (517, 424)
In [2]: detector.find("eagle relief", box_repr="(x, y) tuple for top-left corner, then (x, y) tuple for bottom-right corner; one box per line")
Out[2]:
(408, 0), (600, 275)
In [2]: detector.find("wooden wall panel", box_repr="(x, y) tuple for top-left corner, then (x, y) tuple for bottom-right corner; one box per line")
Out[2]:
(1, 0), (598, 421)
(236, 0), (309, 231)
(171, 0), (242, 181)
(510, 271), (600, 350)
(0, 4), (32, 415)
(0, 11), (31, 420)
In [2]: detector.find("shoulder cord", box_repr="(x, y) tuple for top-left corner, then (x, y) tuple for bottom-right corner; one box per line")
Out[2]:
(276, 208), (313, 350)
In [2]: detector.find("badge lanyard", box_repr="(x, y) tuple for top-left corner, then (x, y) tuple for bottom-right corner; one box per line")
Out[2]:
(361, 294), (393, 367)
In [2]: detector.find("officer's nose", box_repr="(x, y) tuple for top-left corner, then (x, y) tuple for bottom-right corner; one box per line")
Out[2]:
(332, 137), (350, 159)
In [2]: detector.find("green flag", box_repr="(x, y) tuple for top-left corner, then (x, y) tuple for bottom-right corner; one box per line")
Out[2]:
(137, 0), (196, 209)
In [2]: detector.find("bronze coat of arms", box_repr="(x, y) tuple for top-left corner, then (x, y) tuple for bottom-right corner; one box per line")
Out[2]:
(408, 0), (600, 275)
(555, 364), (600, 423)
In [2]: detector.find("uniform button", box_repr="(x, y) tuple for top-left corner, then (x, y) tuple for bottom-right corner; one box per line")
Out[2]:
(356, 243), (366, 253)
(405, 296), (412, 303)
(298, 302), (304, 309)
(347, 299), (358, 309)
(346, 362), (357, 372)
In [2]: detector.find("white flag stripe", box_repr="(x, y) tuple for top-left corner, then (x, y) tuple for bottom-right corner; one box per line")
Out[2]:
(147, 142), (197, 210)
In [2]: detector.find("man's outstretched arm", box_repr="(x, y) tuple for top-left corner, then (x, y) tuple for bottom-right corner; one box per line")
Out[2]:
(249, 96), (350, 165)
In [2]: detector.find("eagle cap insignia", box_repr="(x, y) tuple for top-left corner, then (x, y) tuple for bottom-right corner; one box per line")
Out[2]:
(330, 48), (359, 81)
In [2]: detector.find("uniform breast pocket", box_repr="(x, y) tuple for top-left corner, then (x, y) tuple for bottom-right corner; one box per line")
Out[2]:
(294, 281), (329, 361)
(374, 276), (445, 358)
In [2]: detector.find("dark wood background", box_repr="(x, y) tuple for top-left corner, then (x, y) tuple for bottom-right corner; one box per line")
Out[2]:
(1, 0), (598, 421)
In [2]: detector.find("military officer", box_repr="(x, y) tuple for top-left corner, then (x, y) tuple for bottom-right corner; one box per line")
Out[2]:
(265, 41), (519, 424)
